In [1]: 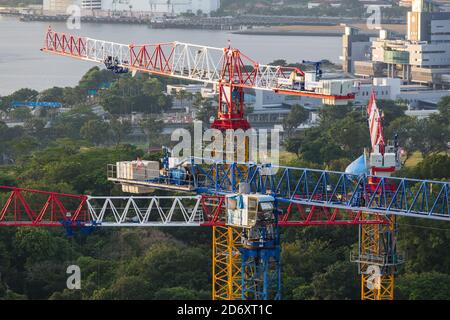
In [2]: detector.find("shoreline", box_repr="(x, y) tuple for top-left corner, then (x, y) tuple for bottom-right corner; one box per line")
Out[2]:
(232, 30), (344, 37)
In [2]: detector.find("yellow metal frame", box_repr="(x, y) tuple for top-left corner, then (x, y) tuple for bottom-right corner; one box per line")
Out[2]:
(360, 214), (396, 300)
(361, 273), (394, 300)
(212, 226), (242, 300)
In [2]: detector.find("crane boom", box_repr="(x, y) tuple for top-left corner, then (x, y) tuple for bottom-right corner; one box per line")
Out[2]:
(41, 28), (354, 100)
(42, 27), (356, 130)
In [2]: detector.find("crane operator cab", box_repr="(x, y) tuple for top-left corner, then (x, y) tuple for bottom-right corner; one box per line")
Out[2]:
(225, 194), (277, 248)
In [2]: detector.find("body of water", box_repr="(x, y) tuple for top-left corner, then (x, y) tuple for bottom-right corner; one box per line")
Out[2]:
(0, 16), (342, 96)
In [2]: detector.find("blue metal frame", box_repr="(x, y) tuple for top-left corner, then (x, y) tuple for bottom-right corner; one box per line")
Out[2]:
(11, 101), (62, 108)
(189, 158), (450, 221)
(240, 246), (281, 300)
(240, 201), (282, 300)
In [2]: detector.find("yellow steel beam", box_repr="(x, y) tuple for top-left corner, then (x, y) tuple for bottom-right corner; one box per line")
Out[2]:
(360, 214), (396, 300)
(212, 226), (242, 300)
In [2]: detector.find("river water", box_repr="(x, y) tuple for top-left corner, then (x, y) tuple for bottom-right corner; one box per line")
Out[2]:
(0, 15), (341, 96)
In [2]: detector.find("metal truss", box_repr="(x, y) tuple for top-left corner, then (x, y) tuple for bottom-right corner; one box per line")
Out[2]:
(212, 226), (242, 300)
(42, 28), (353, 100)
(86, 195), (204, 227)
(278, 202), (389, 226)
(353, 214), (400, 300)
(241, 247), (281, 300)
(0, 186), (88, 227)
(187, 160), (450, 221)
(0, 186), (226, 227)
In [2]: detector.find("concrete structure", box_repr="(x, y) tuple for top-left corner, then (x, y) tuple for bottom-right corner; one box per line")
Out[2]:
(166, 84), (215, 99)
(341, 26), (372, 74)
(43, 0), (74, 14)
(359, 0), (392, 8)
(353, 77), (450, 109)
(346, 0), (450, 88)
(43, 0), (220, 15)
(100, 0), (220, 15)
(397, 86), (450, 108)
(81, 0), (102, 10)
(353, 77), (402, 106)
(307, 1), (341, 9)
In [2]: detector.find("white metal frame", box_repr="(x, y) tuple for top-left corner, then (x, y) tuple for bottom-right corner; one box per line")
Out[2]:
(86, 195), (204, 227)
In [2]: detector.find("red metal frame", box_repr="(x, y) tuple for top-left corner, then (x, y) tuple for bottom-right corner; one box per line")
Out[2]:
(198, 194), (387, 227)
(200, 195), (226, 226)
(0, 186), (88, 227)
(0, 188), (387, 228)
(278, 202), (389, 226)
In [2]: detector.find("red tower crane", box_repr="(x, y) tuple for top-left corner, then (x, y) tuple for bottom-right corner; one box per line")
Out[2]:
(41, 27), (355, 130)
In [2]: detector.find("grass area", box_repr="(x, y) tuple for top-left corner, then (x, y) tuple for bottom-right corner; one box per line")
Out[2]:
(279, 151), (298, 166)
(404, 151), (423, 168)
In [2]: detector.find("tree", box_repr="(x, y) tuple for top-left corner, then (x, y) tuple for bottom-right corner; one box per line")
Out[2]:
(50, 104), (99, 140)
(282, 239), (344, 299)
(176, 90), (193, 110)
(154, 287), (202, 300)
(283, 104), (309, 137)
(78, 67), (114, 94)
(100, 75), (170, 114)
(24, 118), (45, 135)
(93, 276), (151, 300)
(140, 118), (164, 150)
(437, 96), (450, 124)
(0, 88), (38, 112)
(80, 119), (111, 146)
(413, 154), (450, 180)
(376, 100), (406, 126)
(62, 87), (84, 106)
(307, 260), (359, 300)
(10, 107), (32, 121)
(13, 228), (59, 264)
(327, 112), (368, 158)
(23, 260), (68, 299)
(122, 243), (210, 295)
(397, 272), (450, 300)
(192, 94), (216, 126)
(109, 118), (131, 146)
(8, 135), (39, 161)
(38, 87), (64, 103)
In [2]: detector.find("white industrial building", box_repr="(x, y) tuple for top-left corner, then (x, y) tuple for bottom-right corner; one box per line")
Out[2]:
(353, 77), (450, 110)
(43, 0), (220, 15)
(347, 0), (450, 88)
(43, 0), (74, 13)
(88, 0), (219, 15)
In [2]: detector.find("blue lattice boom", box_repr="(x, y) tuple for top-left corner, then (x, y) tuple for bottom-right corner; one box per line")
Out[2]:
(187, 160), (450, 222)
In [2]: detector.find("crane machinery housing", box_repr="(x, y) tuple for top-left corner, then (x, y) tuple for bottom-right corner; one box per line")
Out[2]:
(0, 28), (448, 301)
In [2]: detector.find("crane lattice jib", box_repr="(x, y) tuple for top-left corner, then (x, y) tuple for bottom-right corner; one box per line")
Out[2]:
(0, 186), (388, 227)
(41, 28), (353, 100)
(191, 161), (450, 221)
(0, 186), (223, 227)
(103, 159), (449, 222)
